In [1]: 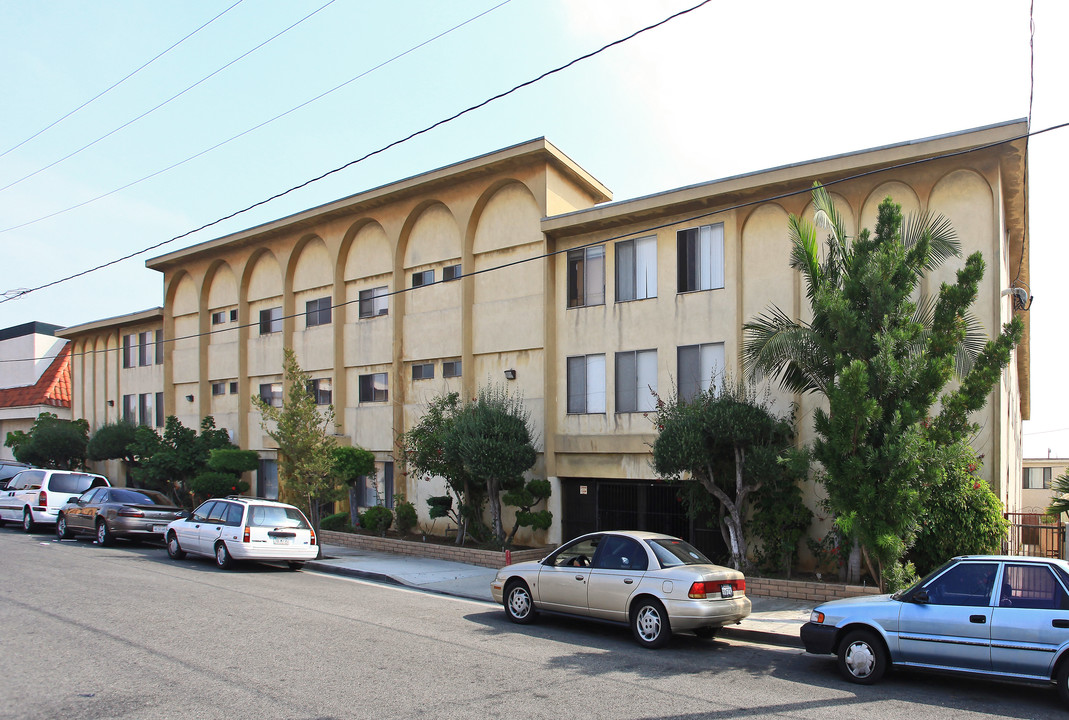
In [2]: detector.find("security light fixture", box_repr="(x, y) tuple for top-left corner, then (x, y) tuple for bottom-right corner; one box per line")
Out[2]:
(504, 369), (517, 380)
(1001, 286), (1032, 311)
(185, 394), (195, 402)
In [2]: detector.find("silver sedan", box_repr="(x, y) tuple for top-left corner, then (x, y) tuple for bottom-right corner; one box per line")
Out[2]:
(491, 530), (750, 648)
(57, 487), (186, 545)
(802, 555), (1069, 706)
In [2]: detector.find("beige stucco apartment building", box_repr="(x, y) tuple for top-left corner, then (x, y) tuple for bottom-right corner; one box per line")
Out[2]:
(60, 120), (1031, 554)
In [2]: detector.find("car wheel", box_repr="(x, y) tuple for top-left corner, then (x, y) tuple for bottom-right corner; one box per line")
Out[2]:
(837, 628), (887, 684)
(215, 541), (233, 570)
(22, 508), (35, 533)
(96, 520), (114, 546)
(693, 627), (719, 640)
(631, 598), (672, 649)
(287, 562), (304, 571)
(504, 580), (537, 624)
(166, 533), (186, 560)
(56, 514), (72, 540)
(1058, 658), (1069, 707)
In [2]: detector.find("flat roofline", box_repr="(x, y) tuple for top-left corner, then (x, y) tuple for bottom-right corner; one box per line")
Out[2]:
(147, 138), (610, 269)
(57, 307), (163, 337)
(542, 119), (1028, 233)
(0, 322), (63, 341)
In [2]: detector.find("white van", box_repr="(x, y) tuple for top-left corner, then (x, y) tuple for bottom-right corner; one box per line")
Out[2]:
(0, 469), (110, 532)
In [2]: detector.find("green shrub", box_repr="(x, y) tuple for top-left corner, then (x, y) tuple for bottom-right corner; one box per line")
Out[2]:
(361, 505), (393, 536)
(320, 512), (353, 532)
(190, 471), (249, 502)
(394, 493), (418, 535)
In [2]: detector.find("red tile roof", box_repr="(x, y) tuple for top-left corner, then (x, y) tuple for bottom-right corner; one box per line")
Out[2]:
(0, 343), (71, 409)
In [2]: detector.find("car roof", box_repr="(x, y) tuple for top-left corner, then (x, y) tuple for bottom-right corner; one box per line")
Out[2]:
(210, 496), (299, 509)
(572, 530), (683, 543)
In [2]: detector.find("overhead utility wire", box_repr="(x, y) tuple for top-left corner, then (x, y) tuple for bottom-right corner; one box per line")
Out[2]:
(0, 0), (336, 194)
(0, 0), (513, 235)
(0, 0), (714, 304)
(0, 1), (244, 160)
(6, 119), (1062, 365)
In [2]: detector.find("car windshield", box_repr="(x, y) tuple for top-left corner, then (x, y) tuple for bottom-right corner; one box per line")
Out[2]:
(246, 505), (309, 529)
(892, 559), (956, 600)
(49, 473), (105, 494)
(109, 488), (172, 505)
(647, 538), (712, 567)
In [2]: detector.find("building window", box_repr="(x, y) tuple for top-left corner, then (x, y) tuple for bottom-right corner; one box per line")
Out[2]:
(259, 307), (282, 335)
(567, 246), (605, 307)
(229, 381), (238, 394)
(122, 394), (136, 423)
(443, 359), (462, 378)
(259, 383), (283, 408)
(154, 329), (163, 365)
(305, 297), (332, 327)
(122, 334), (136, 369)
(306, 378), (332, 405)
(412, 363), (434, 380)
(566, 355), (606, 414)
(677, 223), (725, 292)
(211, 311), (226, 325)
(1024, 467), (1053, 490)
(616, 235), (657, 302)
(358, 463), (394, 508)
(229, 308), (238, 322)
(258, 459), (279, 500)
(138, 393), (155, 427)
(412, 270), (434, 288)
(616, 349), (657, 413)
(138, 331), (151, 366)
(443, 264), (462, 282)
(212, 382), (227, 396)
(678, 342), (726, 402)
(155, 392), (164, 427)
(359, 287), (389, 318)
(359, 373), (388, 403)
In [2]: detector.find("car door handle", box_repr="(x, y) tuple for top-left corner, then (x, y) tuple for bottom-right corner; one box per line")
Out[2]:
(1053, 619), (1069, 629)
(575, 575), (585, 581)
(623, 579), (634, 584)
(970, 615), (987, 624)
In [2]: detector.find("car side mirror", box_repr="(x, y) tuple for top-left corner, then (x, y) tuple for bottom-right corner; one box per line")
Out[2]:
(66, 497), (78, 504)
(912, 590), (930, 604)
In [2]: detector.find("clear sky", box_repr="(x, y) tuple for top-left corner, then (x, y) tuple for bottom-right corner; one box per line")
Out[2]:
(1, 0), (1065, 457)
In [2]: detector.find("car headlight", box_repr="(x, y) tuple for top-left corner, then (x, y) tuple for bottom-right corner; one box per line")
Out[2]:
(810, 610), (825, 624)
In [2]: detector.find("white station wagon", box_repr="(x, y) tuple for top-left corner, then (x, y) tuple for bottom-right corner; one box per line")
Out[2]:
(164, 496), (318, 570)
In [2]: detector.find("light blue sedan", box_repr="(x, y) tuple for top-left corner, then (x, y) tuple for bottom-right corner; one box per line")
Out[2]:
(802, 555), (1069, 705)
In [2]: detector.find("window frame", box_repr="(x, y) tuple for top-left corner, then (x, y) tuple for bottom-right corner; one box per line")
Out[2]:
(306, 378), (333, 405)
(677, 342), (726, 402)
(258, 383), (283, 408)
(259, 307), (283, 335)
(305, 296), (332, 328)
(122, 334), (136, 369)
(358, 373), (389, 403)
(412, 270), (434, 288)
(615, 235), (657, 302)
(358, 286), (389, 318)
(677, 223), (725, 293)
(411, 363), (434, 381)
(567, 245), (605, 308)
(442, 359), (462, 378)
(566, 354), (606, 414)
(443, 264), (462, 282)
(615, 349), (658, 413)
(211, 382), (227, 396)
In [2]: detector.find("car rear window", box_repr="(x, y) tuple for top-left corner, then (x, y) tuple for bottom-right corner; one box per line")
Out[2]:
(246, 505), (309, 529)
(48, 473), (105, 494)
(647, 538), (712, 568)
(110, 488), (171, 505)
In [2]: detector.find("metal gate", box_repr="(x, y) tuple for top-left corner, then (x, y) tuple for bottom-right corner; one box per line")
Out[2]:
(1004, 512), (1065, 559)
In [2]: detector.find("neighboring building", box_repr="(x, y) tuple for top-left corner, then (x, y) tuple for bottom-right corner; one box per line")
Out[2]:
(57, 308), (165, 483)
(57, 121), (1029, 553)
(0, 322), (72, 461)
(1021, 457), (1069, 514)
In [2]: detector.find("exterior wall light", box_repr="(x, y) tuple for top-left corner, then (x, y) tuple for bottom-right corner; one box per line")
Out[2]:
(107, 400), (115, 407)
(185, 394), (195, 402)
(503, 369), (517, 380)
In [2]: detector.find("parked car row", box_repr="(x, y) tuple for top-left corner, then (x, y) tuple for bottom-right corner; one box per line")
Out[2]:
(0, 468), (319, 570)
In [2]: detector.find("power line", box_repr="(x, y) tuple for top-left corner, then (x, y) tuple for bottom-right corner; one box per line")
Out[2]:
(0, 0), (714, 305)
(0, 0), (513, 236)
(0, 1), (244, 160)
(0, 0), (337, 194)
(3, 119), (1061, 365)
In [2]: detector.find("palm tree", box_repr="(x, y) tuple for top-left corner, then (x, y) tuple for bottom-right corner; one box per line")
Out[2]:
(1047, 472), (1069, 517)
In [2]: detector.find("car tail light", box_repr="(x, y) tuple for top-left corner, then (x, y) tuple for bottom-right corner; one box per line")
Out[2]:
(310, 528), (316, 546)
(118, 508), (144, 518)
(38, 490), (47, 508)
(688, 579), (746, 599)
(243, 526), (250, 543)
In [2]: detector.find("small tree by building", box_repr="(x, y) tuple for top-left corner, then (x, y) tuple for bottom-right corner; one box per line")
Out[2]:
(652, 381), (799, 571)
(5, 412), (90, 470)
(332, 445), (376, 527)
(86, 421), (137, 467)
(127, 415), (236, 506)
(253, 348), (339, 532)
(188, 447), (259, 503)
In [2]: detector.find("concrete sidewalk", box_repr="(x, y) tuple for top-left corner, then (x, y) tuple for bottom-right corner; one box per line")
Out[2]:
(308, 543), (809, 645)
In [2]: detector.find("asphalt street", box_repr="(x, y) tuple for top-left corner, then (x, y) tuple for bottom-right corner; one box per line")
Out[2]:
(0, 528), (1064, 719)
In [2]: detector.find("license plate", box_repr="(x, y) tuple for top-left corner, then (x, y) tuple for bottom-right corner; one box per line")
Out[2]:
(720, 585), (734, 598)
(152, 525), (166, 533)
(272, 537), (292, 545)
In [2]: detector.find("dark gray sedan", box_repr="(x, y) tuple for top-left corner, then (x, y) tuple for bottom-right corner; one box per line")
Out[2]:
(802, 555), (1069, 706)
(57, 487), (186, 545)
